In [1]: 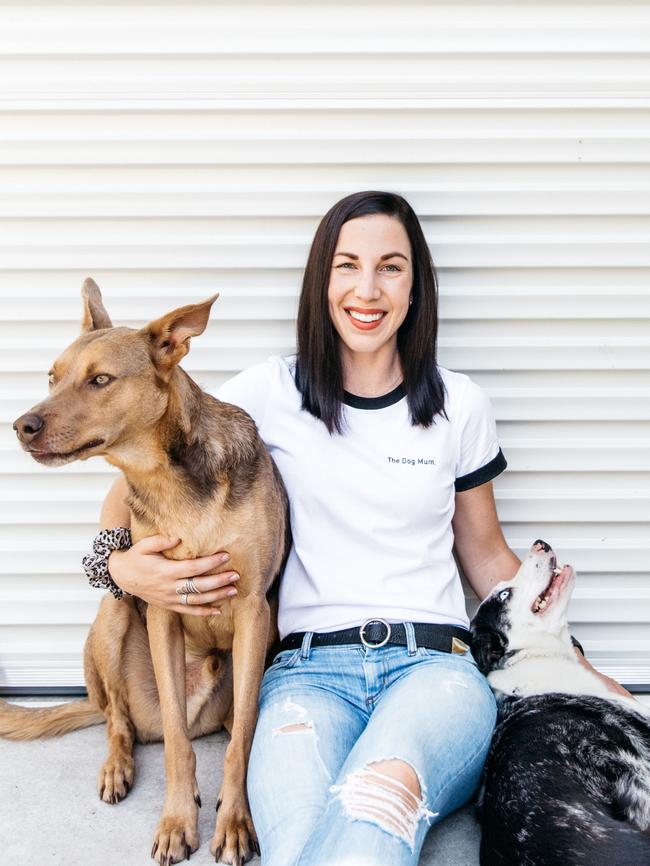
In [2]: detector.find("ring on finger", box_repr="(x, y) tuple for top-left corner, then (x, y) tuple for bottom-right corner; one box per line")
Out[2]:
(176, 579), (201, 596)
(180, 593), (189, 606)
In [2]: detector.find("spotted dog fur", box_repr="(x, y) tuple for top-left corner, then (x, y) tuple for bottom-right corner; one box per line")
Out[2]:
(471, 540), (650, 866)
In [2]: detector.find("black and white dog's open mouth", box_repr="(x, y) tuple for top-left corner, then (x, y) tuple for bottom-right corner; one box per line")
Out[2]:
(531, 563), (572, 614)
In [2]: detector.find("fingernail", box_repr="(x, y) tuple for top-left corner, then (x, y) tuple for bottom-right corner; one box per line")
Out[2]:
(220, 553), (230, 563)
(227, 588), (237, 597)
(230, 574), (239, 581)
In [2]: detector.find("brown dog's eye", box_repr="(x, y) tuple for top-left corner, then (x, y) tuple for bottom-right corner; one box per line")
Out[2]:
(90, 374), (113, 387)
(48, 372), (55, 386)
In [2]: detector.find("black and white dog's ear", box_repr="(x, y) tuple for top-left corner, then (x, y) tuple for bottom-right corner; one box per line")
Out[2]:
(472, 629), (507, 675)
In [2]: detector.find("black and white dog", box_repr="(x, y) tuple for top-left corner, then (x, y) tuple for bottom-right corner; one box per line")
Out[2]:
(471, 539), (650, 866)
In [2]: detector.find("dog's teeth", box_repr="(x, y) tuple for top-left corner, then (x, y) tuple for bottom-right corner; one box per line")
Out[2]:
(539, 599), (547, 609)
(552, 567), (562, 576)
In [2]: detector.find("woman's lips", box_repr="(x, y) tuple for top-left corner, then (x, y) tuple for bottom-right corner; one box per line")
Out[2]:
(344, 308), (387, 331)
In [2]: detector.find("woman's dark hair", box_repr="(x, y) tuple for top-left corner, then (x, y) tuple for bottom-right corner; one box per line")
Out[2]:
(295, 190), (446, 434)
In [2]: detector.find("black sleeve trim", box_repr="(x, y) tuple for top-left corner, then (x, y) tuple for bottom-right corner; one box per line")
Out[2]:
(455, 448), (507, 492)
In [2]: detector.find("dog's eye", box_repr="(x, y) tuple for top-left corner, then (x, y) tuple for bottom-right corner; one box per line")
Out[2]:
(90, 374), (113, 387)
(498, 589), (511, 602)
(47, 372), (55, 386)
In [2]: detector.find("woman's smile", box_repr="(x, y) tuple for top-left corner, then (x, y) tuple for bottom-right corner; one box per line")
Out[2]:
(344, 306), (388, 330)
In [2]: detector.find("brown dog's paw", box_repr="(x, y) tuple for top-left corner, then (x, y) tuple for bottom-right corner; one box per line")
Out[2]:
(97, 755), (135, 804)
(151, 813), (199, 865)
(210, 807), (259, 864)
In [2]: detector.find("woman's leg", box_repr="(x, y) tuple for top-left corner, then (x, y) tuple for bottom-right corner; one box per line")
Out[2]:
(298, 647), (497, 866)
(246, 645), (368, 866)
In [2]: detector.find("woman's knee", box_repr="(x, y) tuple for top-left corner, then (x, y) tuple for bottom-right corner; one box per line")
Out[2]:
(329, 758), (436, 851)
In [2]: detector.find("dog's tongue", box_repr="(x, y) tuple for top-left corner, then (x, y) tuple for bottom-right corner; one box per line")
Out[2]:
(533, 564), (573, 615)
(549, 564), (574, 595)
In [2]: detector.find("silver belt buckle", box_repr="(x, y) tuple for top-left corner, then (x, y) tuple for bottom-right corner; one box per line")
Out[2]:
(359, 618), (391, 648)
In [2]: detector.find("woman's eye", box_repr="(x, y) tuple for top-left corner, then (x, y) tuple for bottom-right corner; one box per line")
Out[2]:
(336, 262), (401, 271)
(91, 374), (112, 387)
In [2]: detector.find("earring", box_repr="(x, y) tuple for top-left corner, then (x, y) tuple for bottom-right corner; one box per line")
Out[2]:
(409, 296), (413, 306)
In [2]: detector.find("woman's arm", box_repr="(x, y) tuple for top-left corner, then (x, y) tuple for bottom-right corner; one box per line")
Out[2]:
(100, 475), (240, 616)
(452, 481), (520, 600)
(452, 481), (635, 700)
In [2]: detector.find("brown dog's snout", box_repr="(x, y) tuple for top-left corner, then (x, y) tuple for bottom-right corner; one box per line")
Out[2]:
(13, 412), (46, 443)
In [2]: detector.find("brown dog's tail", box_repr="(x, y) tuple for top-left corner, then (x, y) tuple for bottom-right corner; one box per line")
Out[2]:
(0, 697), (104, 740)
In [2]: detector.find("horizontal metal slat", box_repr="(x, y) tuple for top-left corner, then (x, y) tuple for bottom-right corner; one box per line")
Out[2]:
(0, 189), (649, 218)
(0, 490), (648, 524)
(3, 368), (644, 396)
(3, 594), (649, 626)
(3, 393), (650, 423)
(0, 541), (646, 577)
(1, 214), (648, 240)
(0, 442), (649, 474)
(2, 289), (650, 321)
(2, 8), (649, 55)
(2, 242), (649, 269)
(1, 54), (649, 98)
(2, 107), (650, 135)
(1, 136), (649, 165)
(0, 465), (647, 496)
(2, 340), (650, 372)
(2, 163), (650, 195)
(4, 321), (650, 351)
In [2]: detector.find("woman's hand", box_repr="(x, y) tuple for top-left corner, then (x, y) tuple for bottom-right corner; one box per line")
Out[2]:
(574, 647), (637, 701)
(108, 534), (239, 617)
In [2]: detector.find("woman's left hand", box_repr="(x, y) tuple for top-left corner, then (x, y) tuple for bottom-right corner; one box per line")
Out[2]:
(574, 648), (637, 700)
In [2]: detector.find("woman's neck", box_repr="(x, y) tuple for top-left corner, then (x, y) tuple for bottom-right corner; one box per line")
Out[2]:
(340, 343), (403, 398)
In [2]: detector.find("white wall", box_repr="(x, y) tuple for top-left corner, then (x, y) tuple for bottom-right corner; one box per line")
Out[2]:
(0, 1), (648, 690)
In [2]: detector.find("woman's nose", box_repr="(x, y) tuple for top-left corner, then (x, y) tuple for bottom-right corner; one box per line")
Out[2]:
(353, 271), (381, 301)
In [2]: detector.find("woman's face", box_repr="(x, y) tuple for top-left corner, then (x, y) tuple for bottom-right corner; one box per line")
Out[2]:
(327, 214), (413, 359)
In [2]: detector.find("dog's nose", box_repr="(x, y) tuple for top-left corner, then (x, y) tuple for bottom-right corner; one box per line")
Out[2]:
(13, 412), (46, 442)
(532, 539), (551, 553)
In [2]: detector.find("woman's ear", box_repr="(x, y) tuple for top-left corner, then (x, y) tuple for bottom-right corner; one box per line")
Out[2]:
(471, 629), (507, 675)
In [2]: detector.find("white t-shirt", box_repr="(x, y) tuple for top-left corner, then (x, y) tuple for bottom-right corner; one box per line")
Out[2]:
(215, 355), (506, 639)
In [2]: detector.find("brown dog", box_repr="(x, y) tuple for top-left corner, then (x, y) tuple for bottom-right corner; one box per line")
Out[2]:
(5, 279), (289, 865)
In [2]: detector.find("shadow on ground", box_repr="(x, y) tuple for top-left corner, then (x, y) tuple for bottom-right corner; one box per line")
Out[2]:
(0, 716), (481, 865)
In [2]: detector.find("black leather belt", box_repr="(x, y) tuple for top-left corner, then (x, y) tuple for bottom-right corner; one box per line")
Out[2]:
(279, 619), (473, 655)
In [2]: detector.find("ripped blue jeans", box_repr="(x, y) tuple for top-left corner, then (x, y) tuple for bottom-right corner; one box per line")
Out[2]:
(246, 626), (497, 866)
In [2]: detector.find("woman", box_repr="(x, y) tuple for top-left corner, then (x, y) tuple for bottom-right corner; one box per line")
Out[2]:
(101, 191), (627, 865)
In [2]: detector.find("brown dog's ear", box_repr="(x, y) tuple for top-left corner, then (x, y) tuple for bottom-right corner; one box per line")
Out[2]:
(81, 278), (113, 332)
(143, 294), (219, 376)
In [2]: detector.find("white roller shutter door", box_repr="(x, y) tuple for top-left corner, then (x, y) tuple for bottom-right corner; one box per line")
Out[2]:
(0, 1), (648, 690)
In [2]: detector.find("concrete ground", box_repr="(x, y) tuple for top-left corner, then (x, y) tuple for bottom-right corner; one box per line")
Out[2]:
(0, 702), (481, 866)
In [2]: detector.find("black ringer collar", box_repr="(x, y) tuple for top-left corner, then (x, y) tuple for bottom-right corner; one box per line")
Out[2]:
(343, 382), (406, 410)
